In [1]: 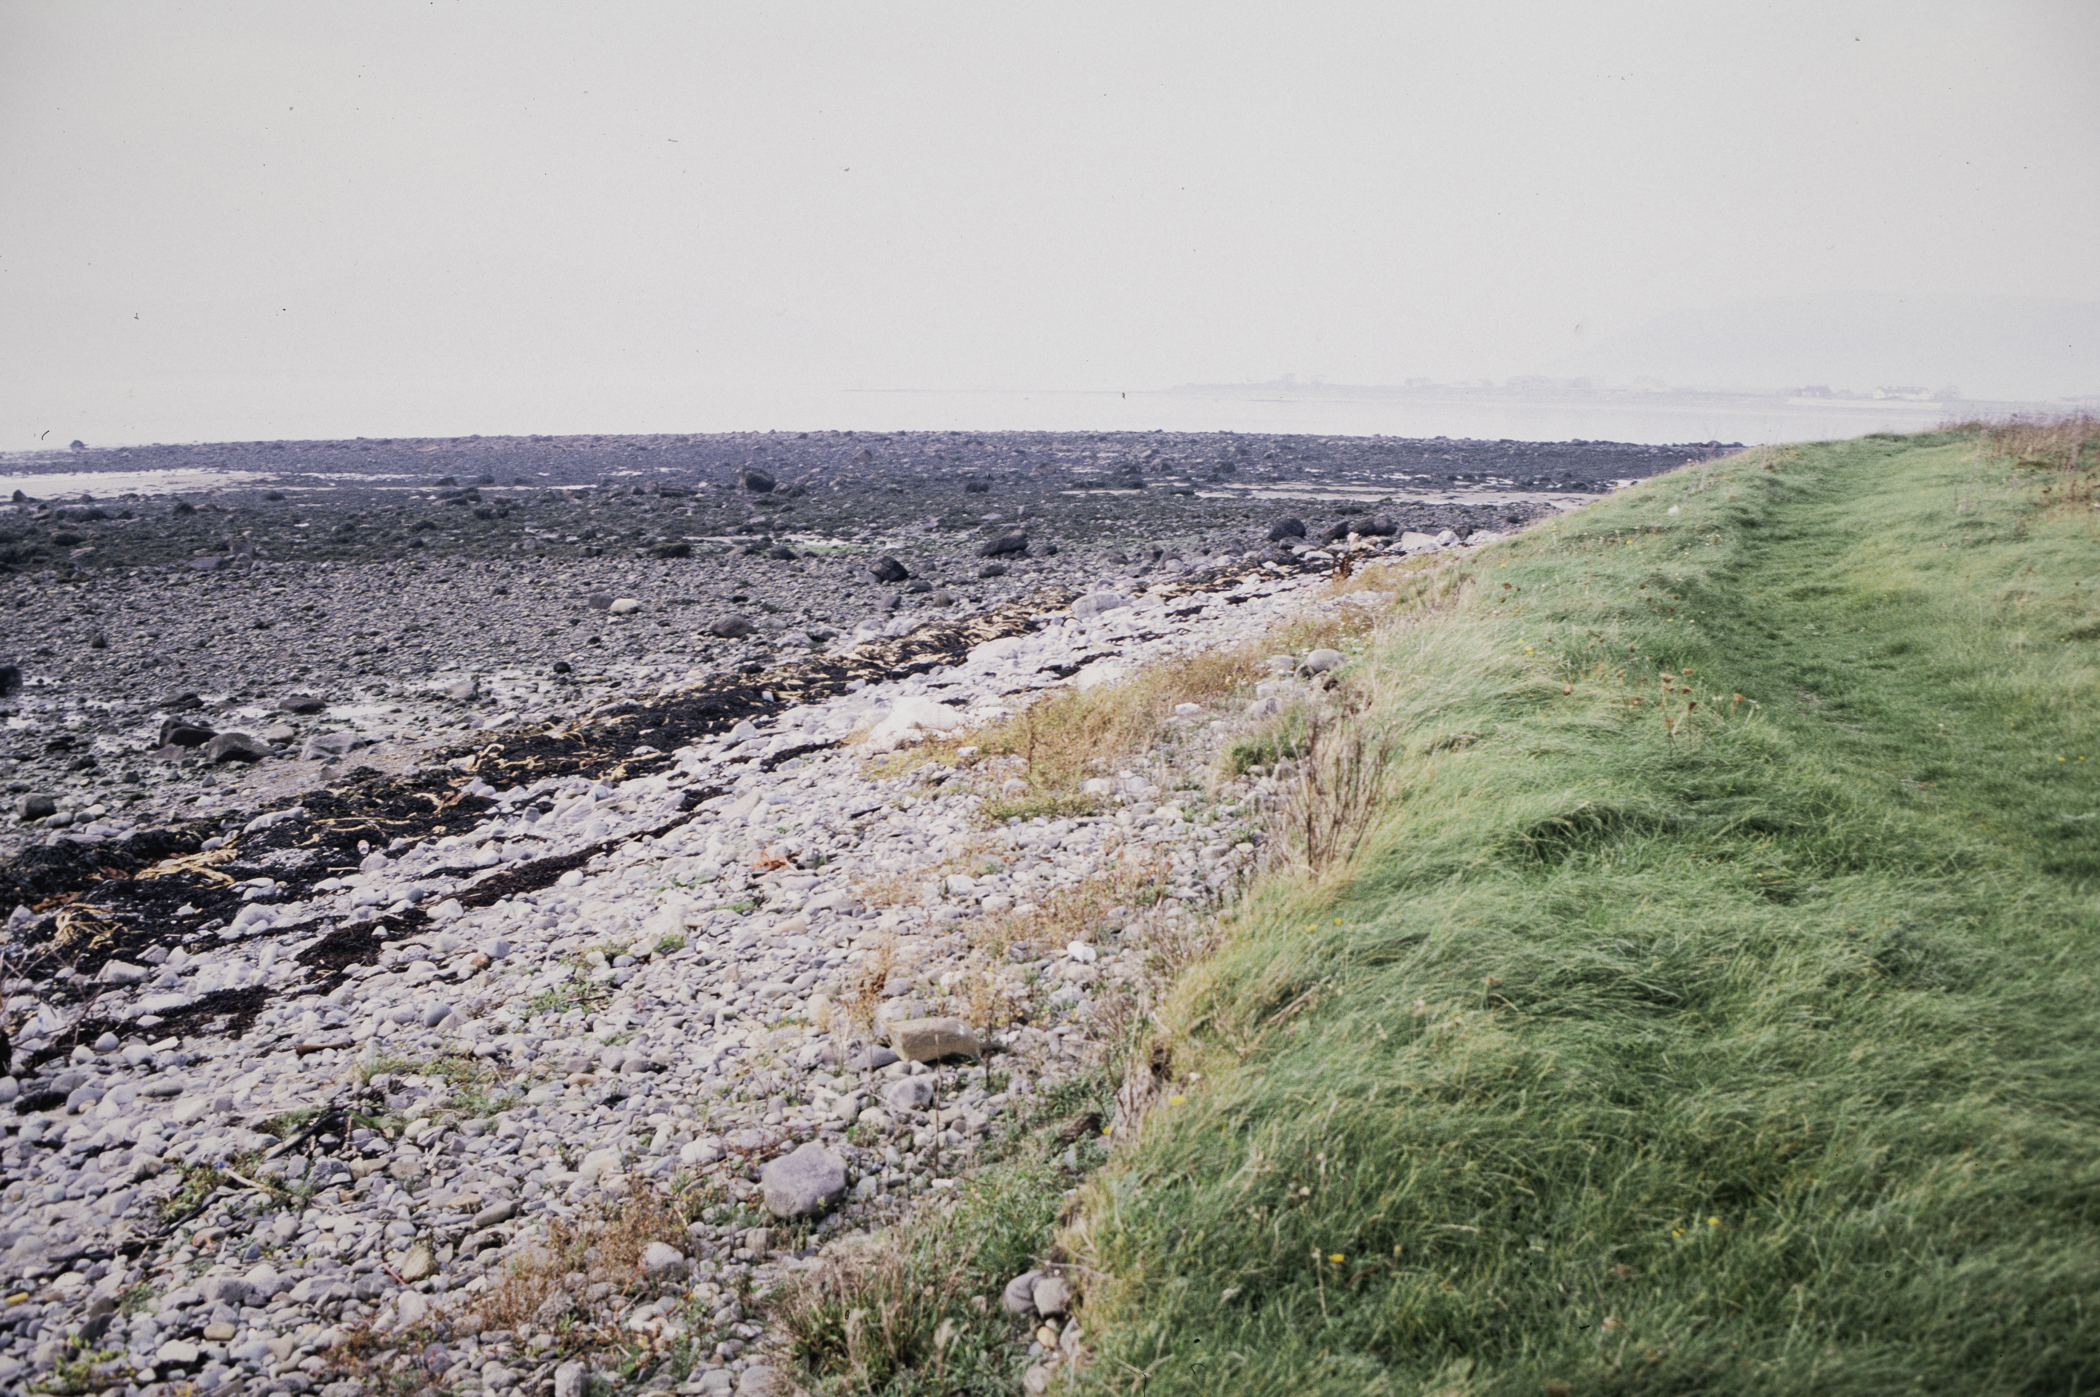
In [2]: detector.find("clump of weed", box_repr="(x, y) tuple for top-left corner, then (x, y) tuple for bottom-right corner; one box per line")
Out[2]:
(476, 1180), (700, 1334)
(771, 1160), (1065, 1396)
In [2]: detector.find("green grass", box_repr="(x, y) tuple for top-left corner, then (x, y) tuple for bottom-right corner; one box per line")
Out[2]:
(771, 1071), (1122, 1395)
(1069, 430), (2100, 1393)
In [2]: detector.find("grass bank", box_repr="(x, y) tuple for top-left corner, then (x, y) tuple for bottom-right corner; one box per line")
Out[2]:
(1069, 425), (2100, 1393)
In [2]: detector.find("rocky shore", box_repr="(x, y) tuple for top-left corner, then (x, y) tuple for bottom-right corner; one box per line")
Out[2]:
(0, 429), (1708, 1396)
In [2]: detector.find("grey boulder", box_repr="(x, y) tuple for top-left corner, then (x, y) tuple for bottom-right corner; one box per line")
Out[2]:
(1002, 1269), (1044, 1315)
(869, 555), (911, 584)
(881, 1075), (936, 1112)
(889, 1016), (980, 1063)
(205, 732), (270, 763)
(708, 614), (757, 639)
(977, 531), (1029, 558)
(1071, 592), (1129, 619)
(300, 732), (358, 761)
(761, 1141), (849, 1218)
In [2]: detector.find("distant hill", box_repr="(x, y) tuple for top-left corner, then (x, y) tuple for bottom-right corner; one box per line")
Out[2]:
(1553, 291), (2100, 401)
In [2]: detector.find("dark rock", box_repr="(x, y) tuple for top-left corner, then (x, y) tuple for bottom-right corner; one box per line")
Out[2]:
(159, 718), (216, 748)
(964, 480), (990, 494)
(205, 733), (270, 763)
(1361, 515), (1398, 537)
(766, 545), (796, 561)
(977, 531), (1029, 558)
(585, 592), (614, 611)
(15, 794), (55, 822)
(87, 631), (107, 650)
(159, 691), (202, 711)
(0, 664), (18, 697)
(708, 615), (757, 639)
(739, 468), (776, 493)
(978, 562), (1008, 578)
(1268, 517), (1307, 542)
(650, 542), (693, 559)
(277, 694), (326, 714)
(868, 556), (911, 584)
(551, 660), (572, 674)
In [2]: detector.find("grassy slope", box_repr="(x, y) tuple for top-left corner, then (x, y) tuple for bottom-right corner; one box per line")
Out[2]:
(1071, 432), (2100, 1394)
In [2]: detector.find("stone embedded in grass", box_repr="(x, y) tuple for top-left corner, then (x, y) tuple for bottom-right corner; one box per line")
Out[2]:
(890, 1016), (980, 1063)
(1003, 1269), (1045, 1314)
(1031, 1274), (1071, 1315)
(1304, 648), (1344, 674)
(642, 1240), (686, 1276)
(761, 1142), (848, 1218)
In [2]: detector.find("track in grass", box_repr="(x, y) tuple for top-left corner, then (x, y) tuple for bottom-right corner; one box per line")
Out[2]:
(1071, 427), (2100, 1394)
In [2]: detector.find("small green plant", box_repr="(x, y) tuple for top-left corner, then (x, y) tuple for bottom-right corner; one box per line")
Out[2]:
(654, 933), (688, 954)
(32, 1344), (126, 1395)
(1221, 708), (1308, 776)
(157, 1164), (227, 1224)
(260, 1106), (321, 1140)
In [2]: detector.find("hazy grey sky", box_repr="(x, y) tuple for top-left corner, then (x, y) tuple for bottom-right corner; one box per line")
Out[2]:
(4, 2), (2097, 445)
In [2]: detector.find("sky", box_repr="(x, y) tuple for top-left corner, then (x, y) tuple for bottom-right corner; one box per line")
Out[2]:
(3, 2), (2097, 446)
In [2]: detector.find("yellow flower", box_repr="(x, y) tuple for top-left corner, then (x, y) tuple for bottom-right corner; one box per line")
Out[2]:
(1707, 1216), (1720, 1226)
(1168, 1095), (1186, 1105)
(1328, 1253), (1345, 1265)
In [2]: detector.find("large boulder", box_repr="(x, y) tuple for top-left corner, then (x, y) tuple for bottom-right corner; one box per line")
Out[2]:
(205, 733), (270, 764)
(708, 614), (757, 639)
(869, 556), (911, 584)
(1267, 517), (1307, 542)
(738, 467), (776, 493)
(977, 531), (1029, 559)
(1071, 592), (1129, 619)
(761, 1141), (848, 1218)
(889, 1016), (980, 1063)
(159, 717), (216, 748)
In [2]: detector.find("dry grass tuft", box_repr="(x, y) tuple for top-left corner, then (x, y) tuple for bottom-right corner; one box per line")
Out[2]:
(965, 642), (1266, 818)
(848, 869), (928, 909)
(839, 931), (897, 1042)
(474, 1181), (696, 1335)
